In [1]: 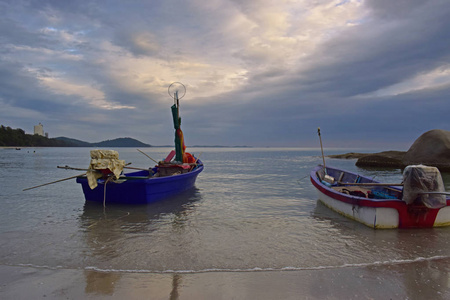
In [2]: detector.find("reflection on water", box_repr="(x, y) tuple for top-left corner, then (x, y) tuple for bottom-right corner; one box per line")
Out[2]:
(2, 147), (450, 299)
(79, 188), (201, 296)
(401, 258), (450, 300)
(84, 269), (121, 295)
(80, 187), (202, 230)
(363, 257), (450, 300)
(170, 274), (182, 300)
(312, 201), (450, 298)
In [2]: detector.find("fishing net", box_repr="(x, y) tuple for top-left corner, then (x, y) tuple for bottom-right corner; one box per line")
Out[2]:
(87, 150), (125, 189)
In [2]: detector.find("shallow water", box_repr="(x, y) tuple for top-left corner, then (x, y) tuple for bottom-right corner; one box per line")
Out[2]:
(1, 147), (449, 296)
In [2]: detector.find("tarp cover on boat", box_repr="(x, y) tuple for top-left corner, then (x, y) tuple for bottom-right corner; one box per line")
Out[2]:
(87, 150), (125, 189)
(402, 165), (446, 208)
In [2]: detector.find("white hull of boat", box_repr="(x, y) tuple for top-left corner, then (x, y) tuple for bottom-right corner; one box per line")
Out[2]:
(312, 165), (450, 229)
(316, 189), (400, 229)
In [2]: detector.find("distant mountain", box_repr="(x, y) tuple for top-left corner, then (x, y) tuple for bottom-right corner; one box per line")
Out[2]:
(54, 137), (91, 147)
(0, 124), (153, 147)
(92, 137), (151, 147)
(55, 137), (151, 147)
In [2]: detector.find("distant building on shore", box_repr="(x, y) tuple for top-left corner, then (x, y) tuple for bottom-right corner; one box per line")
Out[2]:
(34, 123), (48, 137)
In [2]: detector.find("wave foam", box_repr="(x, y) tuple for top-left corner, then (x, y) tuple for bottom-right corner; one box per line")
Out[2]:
(84, 255), (449, 274)
(9, 255), (448, 274)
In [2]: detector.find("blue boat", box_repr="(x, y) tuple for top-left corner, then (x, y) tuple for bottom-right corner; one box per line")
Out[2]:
(76, 159), (203, 204)
(76, 82), (203, 205)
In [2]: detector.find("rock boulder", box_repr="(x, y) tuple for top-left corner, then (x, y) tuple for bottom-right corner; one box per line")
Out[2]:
(331, 129), (450, 171)
(402, 129), (450, 171)
(355, 151), (404, 168)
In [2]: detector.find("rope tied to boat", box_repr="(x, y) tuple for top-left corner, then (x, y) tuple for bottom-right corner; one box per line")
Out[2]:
(103, 176), (115, 208)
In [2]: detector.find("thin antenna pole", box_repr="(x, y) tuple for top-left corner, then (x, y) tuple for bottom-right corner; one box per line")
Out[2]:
(137, 149), (158, 163)
(318, 127), (326, 173)
(174, 90), (180, 121)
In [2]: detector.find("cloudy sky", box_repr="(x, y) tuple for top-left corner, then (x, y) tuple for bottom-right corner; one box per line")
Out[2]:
(1, 0), (449, 148)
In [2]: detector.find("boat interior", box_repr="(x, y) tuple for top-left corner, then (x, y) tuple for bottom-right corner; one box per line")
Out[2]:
(316, 166), (403, 200)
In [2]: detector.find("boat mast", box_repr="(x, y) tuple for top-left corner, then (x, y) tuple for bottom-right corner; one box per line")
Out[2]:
(168, 82), (186, 163)
(318, 127), (327, 173)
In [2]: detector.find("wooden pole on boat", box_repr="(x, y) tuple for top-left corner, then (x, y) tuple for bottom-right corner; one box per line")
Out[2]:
(418, 191), (450, 195)
(338, 182), (404, 187)
(317, 127), (327, 173)
(137, 149), (159, 164)
(124, 166), (152, 171)
(194, 152), (203, 164)
(23, 173), (86, 191)
(190, 152), (203, 171)
(57, 165), (100, 172)
(57, 163), (131, 172)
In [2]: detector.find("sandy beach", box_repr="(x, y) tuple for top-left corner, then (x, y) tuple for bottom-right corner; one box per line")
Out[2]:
(2, 256), (449, 299)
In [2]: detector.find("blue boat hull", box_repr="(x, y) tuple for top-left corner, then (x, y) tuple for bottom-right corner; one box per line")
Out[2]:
(76, 161), (203, 204)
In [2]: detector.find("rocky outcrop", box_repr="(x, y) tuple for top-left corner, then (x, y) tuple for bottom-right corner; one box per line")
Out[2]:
(329, 151), (405, 166)
(355, 151), (405, 168)
(402, 129), (450, 171)
(328, 152), (372, 159)
(329, 129), (450, 171)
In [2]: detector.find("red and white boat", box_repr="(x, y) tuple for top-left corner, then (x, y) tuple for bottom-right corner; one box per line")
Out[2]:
(310, 164), (450, 229)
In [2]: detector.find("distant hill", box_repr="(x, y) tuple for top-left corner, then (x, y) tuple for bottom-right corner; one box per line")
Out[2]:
(93, 137), (151, 147)
(55, 137), (152, 147)
(0, 124), (151, 147)
(54, 137), (91, 147)
(0, 125), (68, 147)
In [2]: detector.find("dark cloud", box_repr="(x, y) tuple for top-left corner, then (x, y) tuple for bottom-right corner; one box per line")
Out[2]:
(296, 2), (450, 98)
(0, 0), (449, 148)
(0, 18), (50, 48)
(365, 0), (437, 19)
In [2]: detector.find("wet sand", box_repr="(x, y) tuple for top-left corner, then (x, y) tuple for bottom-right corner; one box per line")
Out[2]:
(2, 257), (449, 299)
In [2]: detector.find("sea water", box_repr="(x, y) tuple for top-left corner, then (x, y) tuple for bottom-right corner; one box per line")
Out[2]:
(0, 147), (449, 288)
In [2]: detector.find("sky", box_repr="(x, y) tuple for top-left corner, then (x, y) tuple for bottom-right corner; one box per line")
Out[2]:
(1, 0), (449, 149)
